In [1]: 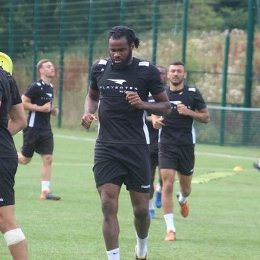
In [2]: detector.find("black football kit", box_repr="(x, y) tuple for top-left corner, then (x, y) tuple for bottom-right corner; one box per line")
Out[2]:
(21, 80), (54, 157)
(159, 85), (207, 175)
(0, 69), (22, 206)
(146, 94), (159, 172)
(90, 58), (165, 192)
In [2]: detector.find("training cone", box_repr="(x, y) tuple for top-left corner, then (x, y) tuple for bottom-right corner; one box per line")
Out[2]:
(0, 52), (13, 75)
(233, 166), (244, 172)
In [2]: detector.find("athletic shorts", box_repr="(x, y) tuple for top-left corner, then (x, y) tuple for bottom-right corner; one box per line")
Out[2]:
(0, 158), (18, 207)
(93, 141), (151, 193)
(159, 143), (195, 176)
(149, 149), (158, 173)
(21, 127), (54, 157)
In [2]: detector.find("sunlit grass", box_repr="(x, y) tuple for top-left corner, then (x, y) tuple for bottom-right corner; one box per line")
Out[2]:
(0, 128), (259, 259)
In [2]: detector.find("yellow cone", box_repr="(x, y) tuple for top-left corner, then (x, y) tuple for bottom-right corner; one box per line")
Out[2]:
(0, 52), (13, 75)
(233, 166), (244, 172)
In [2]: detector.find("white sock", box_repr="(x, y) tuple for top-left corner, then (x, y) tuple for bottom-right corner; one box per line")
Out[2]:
(178, 192), (187, 204)
(136, 234), (148, 258)
(41, 181), (50, 191)
(106, 248), (120, 260)
(156, 183), (161, 193)
(164, 213), (176, 233)
(149, 199), (154, 210)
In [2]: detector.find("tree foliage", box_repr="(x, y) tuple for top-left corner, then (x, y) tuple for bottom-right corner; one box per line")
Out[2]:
(0, 0), (253, 57)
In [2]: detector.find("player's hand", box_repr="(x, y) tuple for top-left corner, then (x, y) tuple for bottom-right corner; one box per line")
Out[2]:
(152, 115), (165, 129)
(51, 106), (59, 116)
(177, 103), (190, 116)
(125, 91), (144, 109)
(81, 113), (97, 129)
(41, 102), (52, 112)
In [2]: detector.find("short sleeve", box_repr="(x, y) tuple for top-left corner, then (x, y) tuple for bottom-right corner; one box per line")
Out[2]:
(194, 88), (207, 110)
(146, 64), (165, 95)
(89, 59), (108, 91)
(8, 76), (22, 105)
(0, 80), (4, 101)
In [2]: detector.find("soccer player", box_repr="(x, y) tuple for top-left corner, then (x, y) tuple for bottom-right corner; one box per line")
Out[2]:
(0, 52), (28, 259)
(253, 161), (260, 171)
(146, 65), (168, 218)
(18, 59), (61, 201)
(152, 61), (210, 241)
(154, 65), (168, 210)
(81, 26), (171, 260)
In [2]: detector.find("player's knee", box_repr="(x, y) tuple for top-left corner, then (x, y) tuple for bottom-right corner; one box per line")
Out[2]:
(42, 154), (53, 165)
(0, 213), (13, 233)
(101, 199), (117, 219)
(4, 228), (26, 246)
(163, 181), (173, 194)
(133, 206), (148, 220)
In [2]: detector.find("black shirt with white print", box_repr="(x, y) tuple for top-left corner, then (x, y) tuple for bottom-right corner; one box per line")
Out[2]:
(24, 79), (54, 129)
(159, 85), (207, 145)
(0, 69), (22, 158)
(90, 57), (165, 144)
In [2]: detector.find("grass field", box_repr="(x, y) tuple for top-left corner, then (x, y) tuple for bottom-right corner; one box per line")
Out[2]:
(1, 128), (260, 260)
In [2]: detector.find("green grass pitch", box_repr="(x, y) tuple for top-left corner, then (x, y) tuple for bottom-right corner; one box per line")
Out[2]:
(1, 128), (260, 259)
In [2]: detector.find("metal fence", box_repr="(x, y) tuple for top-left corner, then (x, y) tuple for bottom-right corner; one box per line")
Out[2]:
(1, 0), (259, 145)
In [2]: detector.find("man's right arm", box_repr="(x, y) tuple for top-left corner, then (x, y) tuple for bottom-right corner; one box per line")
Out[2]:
(81, 88), (100, 129)
(22, 95), (51, 112)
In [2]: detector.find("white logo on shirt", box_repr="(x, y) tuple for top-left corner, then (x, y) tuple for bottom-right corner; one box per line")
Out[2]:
(188, 87), (196, 92)
(107, 79), (126, 85)
(0, 198), (4, 202)
(170, 101), (182, 105)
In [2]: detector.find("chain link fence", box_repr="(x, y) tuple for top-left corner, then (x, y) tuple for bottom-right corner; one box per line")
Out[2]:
(1, 0), (259, 145)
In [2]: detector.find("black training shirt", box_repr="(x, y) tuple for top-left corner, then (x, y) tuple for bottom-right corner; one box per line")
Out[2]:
(24, 79), (54, 129)
(0, 69), (22, 158)
(159, 85), (207, 145)
(90, 57), (165, 144)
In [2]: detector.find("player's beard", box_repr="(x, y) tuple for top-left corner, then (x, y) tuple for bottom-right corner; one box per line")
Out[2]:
(171, 77), (184, 86)
(111, 50), (132, 69)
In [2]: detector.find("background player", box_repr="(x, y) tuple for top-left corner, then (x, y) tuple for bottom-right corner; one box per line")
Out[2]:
(152, 61), (209, 241)
(0, 52), (28, 259)
(146, 65), (168, 219)
(18, 59), (60, 201)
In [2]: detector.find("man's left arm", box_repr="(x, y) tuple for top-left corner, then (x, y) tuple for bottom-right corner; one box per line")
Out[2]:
(8, 103), (27, 135)
(177, 104), (210, 123)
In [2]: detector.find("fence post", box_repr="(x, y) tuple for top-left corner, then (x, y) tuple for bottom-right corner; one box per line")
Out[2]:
(152, 0), (160, 65)
(243, 0), (256, 144)
(120, 0), (126, 25)
(87, 0), (96, 85)
(57, 0), (66, 128)
(219, 31), (230, 146)
(33, 0), (40, 81)
(8, 0), (15, 57)
(182, 0), (189, 64)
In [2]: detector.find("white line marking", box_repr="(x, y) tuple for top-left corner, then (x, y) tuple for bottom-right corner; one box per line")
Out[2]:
(54, 134), (258, 161)
(196, 151), (257, 161)
(54, 134), (96, 142)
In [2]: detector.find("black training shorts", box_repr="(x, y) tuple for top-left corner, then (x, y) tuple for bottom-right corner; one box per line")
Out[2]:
(0, 158), (18, 207)
(159, 143), (195, 176)
(149, 149), (159, 174)
(93, 141), (151, 193)
(21, 127), (54, 157)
